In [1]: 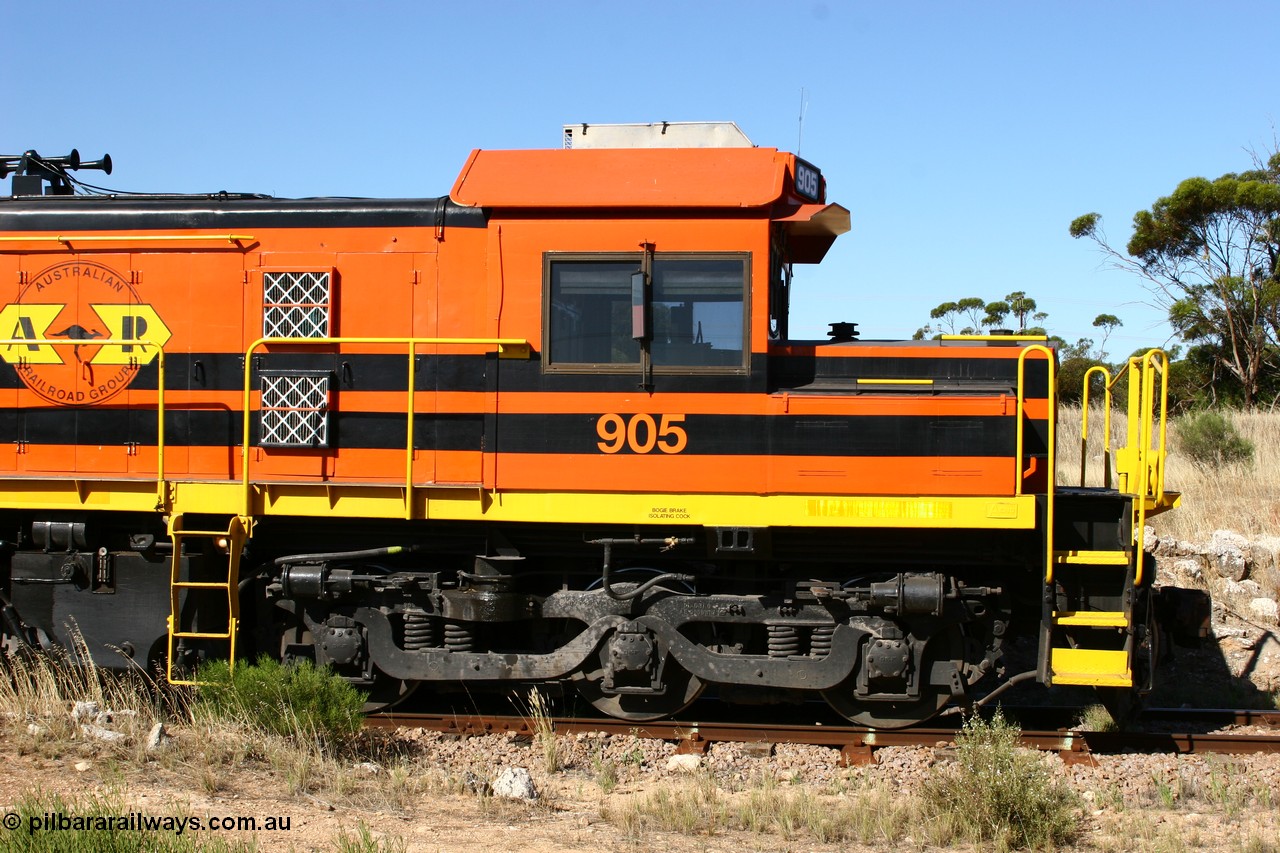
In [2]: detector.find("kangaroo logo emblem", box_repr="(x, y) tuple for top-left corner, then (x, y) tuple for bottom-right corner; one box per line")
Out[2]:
(0, 261), (172, 406)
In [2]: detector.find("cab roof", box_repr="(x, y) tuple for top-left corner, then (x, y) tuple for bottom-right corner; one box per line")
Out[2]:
(449, 147), (795, 209)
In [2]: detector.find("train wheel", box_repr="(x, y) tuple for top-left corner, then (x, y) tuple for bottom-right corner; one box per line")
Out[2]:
(822, 627), (962, 729)
(362, 676), (421, 713)
(572, 660), (704, 722)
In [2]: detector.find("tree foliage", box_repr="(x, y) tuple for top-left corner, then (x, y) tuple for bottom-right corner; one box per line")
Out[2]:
(1091, 313), (1122, 360)
(1071, 150), (1280, 408)
(914, 291), (1050, 339)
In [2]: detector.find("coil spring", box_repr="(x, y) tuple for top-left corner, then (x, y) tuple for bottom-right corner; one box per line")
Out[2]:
(810, 625), (834, 659)
(766, 625), (801, 658)
(443, 621), (475, 652)
(402, 610), (435, 651)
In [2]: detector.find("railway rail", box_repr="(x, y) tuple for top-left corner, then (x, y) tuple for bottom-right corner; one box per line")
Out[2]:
(366, 708), (1280, 767)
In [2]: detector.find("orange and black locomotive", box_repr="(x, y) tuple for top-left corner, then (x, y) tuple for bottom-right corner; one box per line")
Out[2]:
(0, 124), (1195, 725)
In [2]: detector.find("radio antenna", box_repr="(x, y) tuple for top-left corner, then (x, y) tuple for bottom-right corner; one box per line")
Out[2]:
(797, 88), (808, 155)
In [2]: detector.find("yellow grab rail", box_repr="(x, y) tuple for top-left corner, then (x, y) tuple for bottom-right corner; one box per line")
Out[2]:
(0, 234), (253, 245)
(1127, 349), (1169, 585)
(241, 336), (531, 518)
(1079, 365), (1114, 488)
(1078, 349), (1169, 585)
(939, 334), (1050, 342)
(1013, 345), (1057, 584)
(0, 338), (167, 509)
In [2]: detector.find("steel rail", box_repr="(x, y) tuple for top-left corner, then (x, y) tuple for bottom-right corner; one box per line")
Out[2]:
(365, 710), (1280, 767)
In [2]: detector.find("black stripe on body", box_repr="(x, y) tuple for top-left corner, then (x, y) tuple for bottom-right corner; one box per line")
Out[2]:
(0, 409), (1044, 457)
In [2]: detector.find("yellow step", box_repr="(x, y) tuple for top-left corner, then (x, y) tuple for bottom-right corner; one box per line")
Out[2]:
(1049, 647), (1131, 686)
(1053, 611), (1129, 628)
(1053, 550), (1129, 566)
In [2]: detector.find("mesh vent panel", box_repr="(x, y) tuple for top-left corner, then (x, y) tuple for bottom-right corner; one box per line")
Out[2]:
(264, 271), (331, 338)
(260, 372), (329, 447)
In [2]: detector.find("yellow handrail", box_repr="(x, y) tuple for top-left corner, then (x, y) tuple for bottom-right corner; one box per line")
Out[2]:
(1014, 345), (1057, 584)
(1079, 365), (1113, 488)
(0, 234), (253, 245)
(1127, 349), (1169, 585)
(241, 336), (531, 518)
(0, 337), (167, 509)
(1079, 349), (1169, 584)
(939, 334), (1050, 342)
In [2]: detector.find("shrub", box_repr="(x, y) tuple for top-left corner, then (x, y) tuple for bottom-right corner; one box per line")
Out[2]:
(921, 710), (1079, 849)
(1174, 409), (1255, 470)
(192, 656), (365, 747)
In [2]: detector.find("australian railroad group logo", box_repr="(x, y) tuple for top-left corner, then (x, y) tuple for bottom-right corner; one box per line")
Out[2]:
(0, 261), (171, 406)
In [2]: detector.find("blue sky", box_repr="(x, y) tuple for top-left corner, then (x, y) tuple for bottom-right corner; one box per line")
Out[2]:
(5, 1), (1276, 352)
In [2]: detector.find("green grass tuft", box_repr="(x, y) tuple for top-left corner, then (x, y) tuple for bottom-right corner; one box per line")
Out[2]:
(922, 709), (1080, 849)
(192, 656), (365, 747)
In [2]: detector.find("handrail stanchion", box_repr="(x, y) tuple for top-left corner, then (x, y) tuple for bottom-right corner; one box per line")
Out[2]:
(406, 341), (416, 520)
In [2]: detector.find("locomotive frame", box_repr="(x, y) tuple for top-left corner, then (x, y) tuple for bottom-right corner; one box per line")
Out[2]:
(0, 128), (1195, 726)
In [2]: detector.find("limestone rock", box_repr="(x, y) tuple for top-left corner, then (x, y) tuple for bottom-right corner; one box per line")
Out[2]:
(146, 722), (172, 752)
(70, 701), (100, 723)
(492, 767), (537, 800)
(1169, 556), (1207, 580)
(1249, 597), (1279, 624)
(1207, 530), (1250, 581)
(461, 771), (491, 796)
(80, 723), (127, 743)
(664, 754), (702, 773)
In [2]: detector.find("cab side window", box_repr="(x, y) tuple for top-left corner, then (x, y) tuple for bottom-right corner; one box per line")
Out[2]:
(546, 254), (748, 372)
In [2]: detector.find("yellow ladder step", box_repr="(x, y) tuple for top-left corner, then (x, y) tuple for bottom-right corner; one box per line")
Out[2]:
(172, 630), (235, 640)
(1049, 647), (1131, 686)
(1053, 611), (1129, 628)
(172, 581), (235, 589)
(1053, 550), (1130, 566)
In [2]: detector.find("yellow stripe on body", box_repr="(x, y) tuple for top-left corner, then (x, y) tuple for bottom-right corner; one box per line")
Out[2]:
(0, 476), (1038, 530)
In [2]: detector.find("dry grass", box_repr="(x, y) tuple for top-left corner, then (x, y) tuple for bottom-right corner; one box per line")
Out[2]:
(0, 648), (457, 848)
(523, 688), (561, 774)
(0, 636), (171, 769)
(602, 771), (943, 847)
(1058, 405), (1280, 542)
